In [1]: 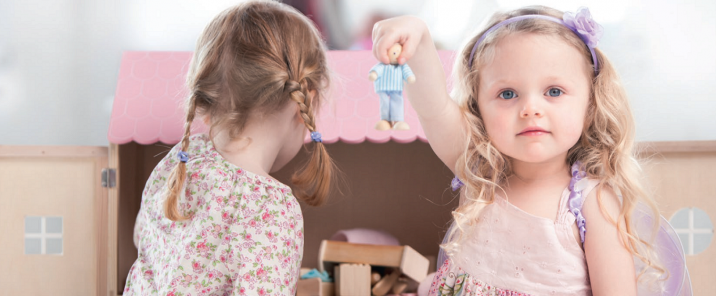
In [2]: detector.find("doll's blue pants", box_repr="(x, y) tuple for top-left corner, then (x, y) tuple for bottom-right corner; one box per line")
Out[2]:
(378, 91), (404, 122)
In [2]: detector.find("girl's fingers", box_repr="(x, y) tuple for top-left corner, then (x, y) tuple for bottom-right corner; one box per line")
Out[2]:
(372, 28), (397, 64)
(372, 17), (423, 65)
(397, 34), (419, 65)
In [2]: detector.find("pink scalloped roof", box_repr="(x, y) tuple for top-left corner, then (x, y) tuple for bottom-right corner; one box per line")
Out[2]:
(108, 50), (455, 145)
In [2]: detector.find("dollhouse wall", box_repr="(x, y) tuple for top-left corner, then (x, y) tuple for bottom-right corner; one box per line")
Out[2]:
(640, 145), (716, 294)
(0, 146), (108, 296)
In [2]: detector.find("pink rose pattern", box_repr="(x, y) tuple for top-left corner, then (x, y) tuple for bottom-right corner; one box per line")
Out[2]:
(428, 259), (531, 296)
(124, 134), (304, 296)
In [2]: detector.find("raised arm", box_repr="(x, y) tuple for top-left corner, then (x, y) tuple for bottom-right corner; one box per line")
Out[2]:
(372, 16), (467, 173)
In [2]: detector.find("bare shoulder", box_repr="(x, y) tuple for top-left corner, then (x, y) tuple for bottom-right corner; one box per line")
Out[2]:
(582, 183), (621, 225)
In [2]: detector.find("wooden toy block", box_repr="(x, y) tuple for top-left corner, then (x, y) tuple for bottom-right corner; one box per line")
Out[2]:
(390, 277), (409, 294)
(297, 277), (335, 296)
(371, 269), (400, 296)
(318, 240), (430, 282)
(335, 263), (371, 296)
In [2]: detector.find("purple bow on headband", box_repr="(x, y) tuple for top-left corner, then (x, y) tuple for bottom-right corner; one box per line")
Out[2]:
(469, 7), (603, 73)
(563, 7), (603, 48)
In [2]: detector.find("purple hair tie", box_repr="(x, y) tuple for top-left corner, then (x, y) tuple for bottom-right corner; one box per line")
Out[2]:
(178, 151), (189, 163)
(468, 7), (602, 74)
(310, 131), (322, 143)
(451, 176), (464, 191)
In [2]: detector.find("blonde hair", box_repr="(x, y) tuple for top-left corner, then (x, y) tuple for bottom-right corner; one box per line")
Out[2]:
(164, 0), (335, 221)
(444, 5), (664, 281)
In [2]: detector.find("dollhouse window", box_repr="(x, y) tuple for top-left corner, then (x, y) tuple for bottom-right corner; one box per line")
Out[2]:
(24, 216), (63, 255)
(670, 208), (714, 256)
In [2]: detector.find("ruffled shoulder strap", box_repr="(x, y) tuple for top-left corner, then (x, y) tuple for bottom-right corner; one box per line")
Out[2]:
(566, 162), (599, 243)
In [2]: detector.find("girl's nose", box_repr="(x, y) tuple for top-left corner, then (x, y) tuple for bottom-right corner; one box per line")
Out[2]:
(520, 104), (543, 118)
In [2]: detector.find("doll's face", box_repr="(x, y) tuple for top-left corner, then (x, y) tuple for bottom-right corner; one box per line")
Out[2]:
(388, 44), (402, 64)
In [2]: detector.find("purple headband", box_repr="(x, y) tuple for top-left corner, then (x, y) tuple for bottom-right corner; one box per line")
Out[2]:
(468, 7), (603, 74)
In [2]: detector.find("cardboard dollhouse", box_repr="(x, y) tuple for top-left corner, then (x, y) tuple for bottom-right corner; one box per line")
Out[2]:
(1, 50), (713, 296)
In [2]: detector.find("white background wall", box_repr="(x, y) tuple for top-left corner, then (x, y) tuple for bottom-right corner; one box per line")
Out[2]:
(0, 0), (714, 146)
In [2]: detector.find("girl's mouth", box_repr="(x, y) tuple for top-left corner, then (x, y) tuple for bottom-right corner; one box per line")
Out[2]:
(518, 127), (549, 136)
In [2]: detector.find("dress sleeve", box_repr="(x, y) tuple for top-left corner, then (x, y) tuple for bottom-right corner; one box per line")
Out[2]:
(133, 144), (181, 249)
(133, 211), (145, 249)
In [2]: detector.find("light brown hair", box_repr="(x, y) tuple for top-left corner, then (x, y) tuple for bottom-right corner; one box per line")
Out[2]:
(164, 0), (335, 221)
(445, 5), (664, 282)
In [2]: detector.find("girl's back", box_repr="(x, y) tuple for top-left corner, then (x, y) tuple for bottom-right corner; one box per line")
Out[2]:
(127, 135), (303, 295)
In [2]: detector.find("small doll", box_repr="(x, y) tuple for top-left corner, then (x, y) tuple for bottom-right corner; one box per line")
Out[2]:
(368, 43), (416, 131)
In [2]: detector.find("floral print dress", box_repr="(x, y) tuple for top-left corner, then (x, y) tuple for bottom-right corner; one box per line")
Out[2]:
(124, 134), (304, 296)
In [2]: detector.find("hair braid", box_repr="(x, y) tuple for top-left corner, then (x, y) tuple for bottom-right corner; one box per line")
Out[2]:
(164, 97), (197, 221)
(284, 78), (334, 206)
(286, 79), (315, 131)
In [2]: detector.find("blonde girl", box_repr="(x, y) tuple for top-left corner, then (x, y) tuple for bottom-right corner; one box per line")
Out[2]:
(372, 6), (673, 296)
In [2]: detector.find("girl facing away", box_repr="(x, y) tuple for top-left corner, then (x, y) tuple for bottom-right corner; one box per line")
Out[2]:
(372, 6), (682, 296)
(124, 1), (335, 295)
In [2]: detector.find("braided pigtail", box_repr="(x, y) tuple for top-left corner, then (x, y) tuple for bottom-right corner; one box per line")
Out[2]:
(164, 98), (198, 221)
(285, 79), (334, 206)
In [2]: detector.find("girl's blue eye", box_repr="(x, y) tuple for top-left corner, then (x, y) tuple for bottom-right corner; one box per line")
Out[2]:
(546, 88), (563, 97)
(499, 90), (516, 99)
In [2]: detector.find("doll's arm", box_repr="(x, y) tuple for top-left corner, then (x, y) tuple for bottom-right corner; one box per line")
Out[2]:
(372, 16), (467, 173)
(369, 63), (384, 81)
(401, 64), (416, 83)
(583, 186), (637, 295)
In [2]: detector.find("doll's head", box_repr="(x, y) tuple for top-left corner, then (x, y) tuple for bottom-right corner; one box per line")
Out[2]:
(164, 0), (335, 221)
(388, 43), (402, 65)
(446, 6), (663, 280)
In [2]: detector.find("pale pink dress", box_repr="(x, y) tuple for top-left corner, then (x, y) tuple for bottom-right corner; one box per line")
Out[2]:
(429, 180), (600, 296)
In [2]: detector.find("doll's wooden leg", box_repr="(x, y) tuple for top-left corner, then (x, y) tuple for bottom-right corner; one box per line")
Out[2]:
(393, 121), (410, 130)
(375, 120), (391, 130)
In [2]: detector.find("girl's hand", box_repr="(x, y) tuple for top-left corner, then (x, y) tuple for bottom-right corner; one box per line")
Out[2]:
(371, 16), (429, 65)
(371, 15), (466, 174)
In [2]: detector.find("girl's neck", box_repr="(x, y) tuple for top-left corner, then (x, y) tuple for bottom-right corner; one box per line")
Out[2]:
(210, 103), (299, 178)
(510, 157), (570, 185)
(211, 126), (281, 178)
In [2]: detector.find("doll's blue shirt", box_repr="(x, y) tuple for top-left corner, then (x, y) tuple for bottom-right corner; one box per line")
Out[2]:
(370, 63), (414, 92)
